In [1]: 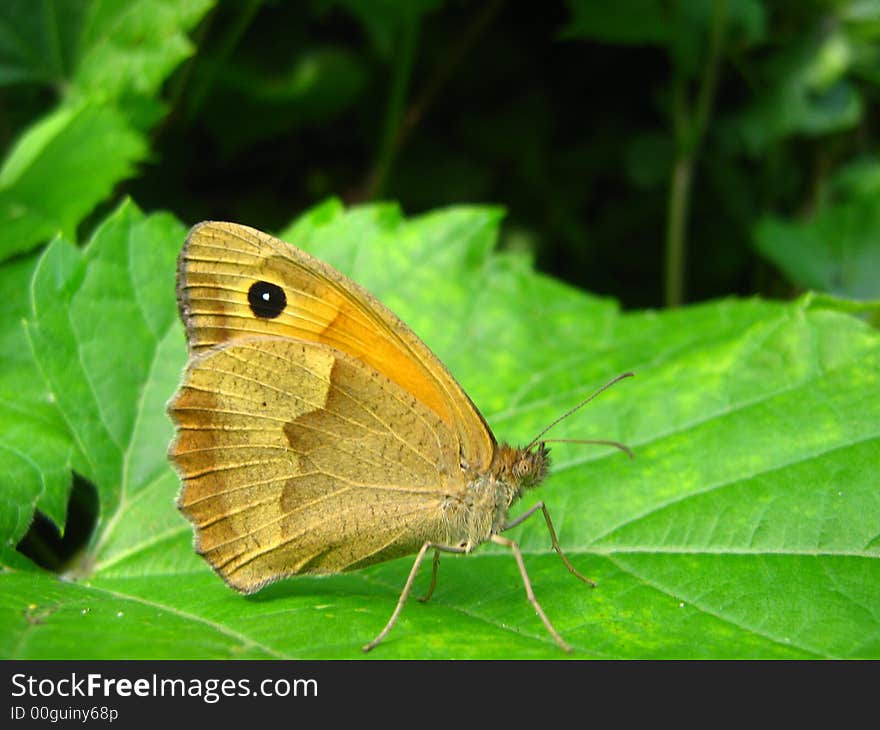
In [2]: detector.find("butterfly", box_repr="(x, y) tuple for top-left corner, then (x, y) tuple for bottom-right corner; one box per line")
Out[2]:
(167, 221), (632, 652)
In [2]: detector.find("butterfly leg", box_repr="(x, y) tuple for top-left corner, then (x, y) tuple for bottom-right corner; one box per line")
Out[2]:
(363, 542), (467, 652)
(502, 501), (596, 587)
(417, 548), (441, 603)
(490, 534), (572, 653)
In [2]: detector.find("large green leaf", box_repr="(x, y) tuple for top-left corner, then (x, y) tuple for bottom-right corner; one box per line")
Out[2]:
(0, 250), (74, 570)
(1, 200), (878, 658)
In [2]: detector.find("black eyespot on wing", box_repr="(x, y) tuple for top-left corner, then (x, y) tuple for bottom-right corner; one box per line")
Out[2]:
(248, 281), (286, 319)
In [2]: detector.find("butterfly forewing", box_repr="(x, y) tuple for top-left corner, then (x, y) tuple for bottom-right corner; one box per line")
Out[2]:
(177, 221), (496, 472)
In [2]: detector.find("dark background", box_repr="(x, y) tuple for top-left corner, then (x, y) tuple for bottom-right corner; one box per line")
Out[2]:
(112, 0), (880, 310)
(6, 1), (878, 309)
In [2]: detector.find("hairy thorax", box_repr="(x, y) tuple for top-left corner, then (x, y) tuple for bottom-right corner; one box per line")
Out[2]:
(441, 442), (550, 550)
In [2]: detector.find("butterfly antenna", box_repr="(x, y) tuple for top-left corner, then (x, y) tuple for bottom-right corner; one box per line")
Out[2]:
(525, 371), (634, 452)
(541, 438), (634, 459)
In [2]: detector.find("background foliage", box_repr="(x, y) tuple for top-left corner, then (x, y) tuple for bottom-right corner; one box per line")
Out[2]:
(0, 0), (878, 659)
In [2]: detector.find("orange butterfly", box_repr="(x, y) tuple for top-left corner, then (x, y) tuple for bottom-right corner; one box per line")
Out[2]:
(168, 221), (632, 652)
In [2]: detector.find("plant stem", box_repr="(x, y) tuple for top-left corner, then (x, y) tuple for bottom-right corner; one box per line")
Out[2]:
(664, 0), (727, 307)
(183, 0), (264, 125)
(399, 0), (505, 150)
(665, 153), (693, 308)
(363, 9), (420, 200)
(359, 0), (504, 201)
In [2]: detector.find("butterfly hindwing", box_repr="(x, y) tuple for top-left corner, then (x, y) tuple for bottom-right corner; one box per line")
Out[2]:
(169, 336), (465, 592)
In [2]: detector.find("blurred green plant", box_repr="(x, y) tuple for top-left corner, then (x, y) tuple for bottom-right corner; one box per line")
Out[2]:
(4, 1), (878, 305)
(0, 0), (213, 259)
(755, 158), (880, 300)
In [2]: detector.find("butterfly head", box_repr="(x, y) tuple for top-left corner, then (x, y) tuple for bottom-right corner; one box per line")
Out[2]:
(493, 442), (551, 492)
(515, 442), (551, 489)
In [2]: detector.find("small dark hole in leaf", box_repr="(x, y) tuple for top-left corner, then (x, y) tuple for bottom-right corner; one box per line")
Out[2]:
(17, 475), (98, 573)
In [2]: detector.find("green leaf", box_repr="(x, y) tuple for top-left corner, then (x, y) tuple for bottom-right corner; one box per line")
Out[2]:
(561, 0), (765, 51)
(754, 160), (880, 299)
(197, 46), (368, 156)
(733, 30), (863, 154)
(0, 0), (86, 86)
(0, 0), (214, 260)
(316, 0), (444, 57)
(72, 0), (214, 98)
(0, 251), (74, 569)
(561, 0), (673, 45)
(24, 199), (186, 533)
(0, 0), (213, 96)
(0, 101), (148, 260)
(2, 201), (878, 658)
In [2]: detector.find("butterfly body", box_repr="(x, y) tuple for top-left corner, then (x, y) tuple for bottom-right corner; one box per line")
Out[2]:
(451, 442), (550, 548)
(169, 221), (618, 651)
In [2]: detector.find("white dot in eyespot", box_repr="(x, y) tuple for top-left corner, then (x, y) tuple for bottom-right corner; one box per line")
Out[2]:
(262, 292), (270, 301)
